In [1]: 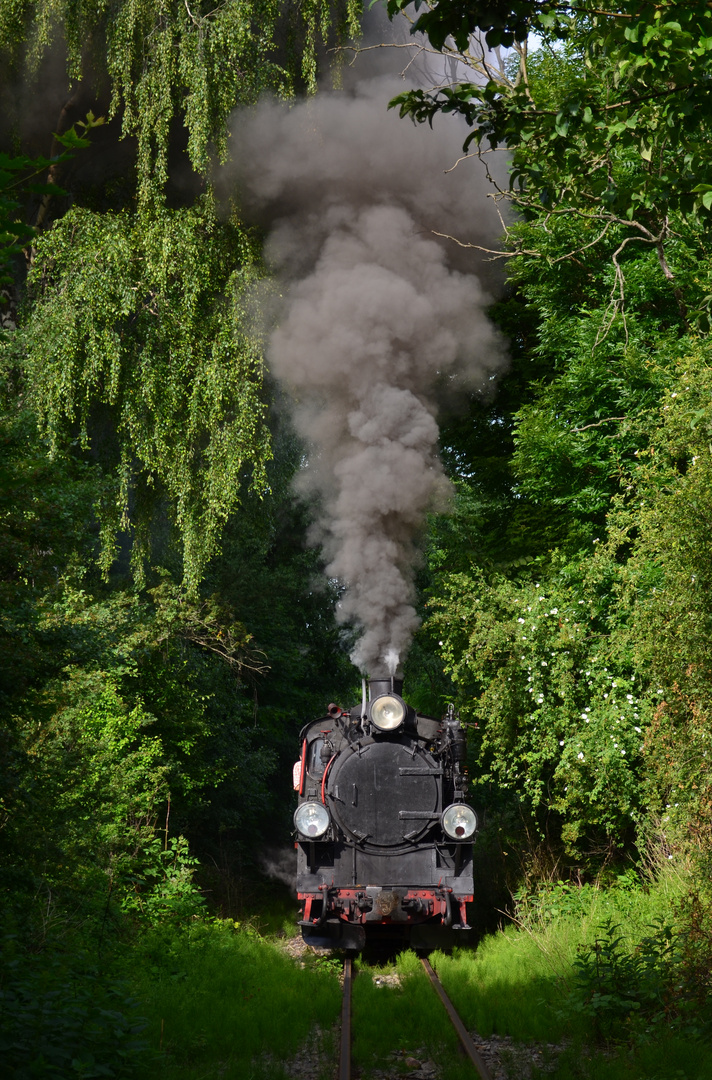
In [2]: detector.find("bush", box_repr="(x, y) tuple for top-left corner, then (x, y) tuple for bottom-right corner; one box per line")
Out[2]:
(0, 939), (150, 1079)
(570, 912), (712, 1044)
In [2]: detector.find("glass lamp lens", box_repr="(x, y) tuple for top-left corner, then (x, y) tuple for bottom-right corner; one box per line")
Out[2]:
(294, 801), (330, 838)
(370, 695), (406, 731)
(442, 804), (478, 840)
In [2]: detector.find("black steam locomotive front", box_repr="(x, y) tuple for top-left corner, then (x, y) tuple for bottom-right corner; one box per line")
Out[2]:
(293, 678), (477, 951)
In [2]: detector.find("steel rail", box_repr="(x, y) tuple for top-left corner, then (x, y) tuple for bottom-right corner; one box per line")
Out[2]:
(420, 956), (492, 1080)
(339, 956), (353, 1080)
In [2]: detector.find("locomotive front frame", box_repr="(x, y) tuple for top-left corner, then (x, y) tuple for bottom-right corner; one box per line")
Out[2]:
(293, 679), (476, 951)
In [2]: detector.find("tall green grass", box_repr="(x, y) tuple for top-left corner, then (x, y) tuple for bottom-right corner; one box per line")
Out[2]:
(433, 868), (687, 1038)
(130, 920), (340, 1080)
(430, 867), (712, 1079)
(118, 868), (712, 1079)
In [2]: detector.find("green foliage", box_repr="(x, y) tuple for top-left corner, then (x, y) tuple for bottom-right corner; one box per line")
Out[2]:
(0, 0), (362, 206)
(428, 559), (651, 855)
(0, 121), (92, 280)
(24, 201), (269, 589)
(604, 346), (712, 855)
(387, 1), (712, 325)
(131, 918), (341, 1077)
(513, 878), (603, 925)
(411, 27), (712, 864)
(0, 940), (150, 1080)
(120, 837), (207, 925)
(571, 917), (712, 1043)
(0, 0), (364, 588)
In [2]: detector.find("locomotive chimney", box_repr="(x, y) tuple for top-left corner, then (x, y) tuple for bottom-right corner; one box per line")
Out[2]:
(369, 677), (404, 699)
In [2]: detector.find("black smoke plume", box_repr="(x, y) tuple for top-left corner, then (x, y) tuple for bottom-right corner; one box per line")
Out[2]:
(232, 42), (507, 677)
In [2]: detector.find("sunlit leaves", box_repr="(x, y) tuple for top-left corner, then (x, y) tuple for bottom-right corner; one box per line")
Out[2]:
(428, 563), (647, 853)
(387, 1), (712, 253)
(24, 201), (270, 590)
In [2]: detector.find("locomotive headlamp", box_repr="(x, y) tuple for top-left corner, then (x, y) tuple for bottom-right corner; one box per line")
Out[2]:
(294, 801), (330, 838)
(370, 694), (406, 732)
(442, 804), (478, 841)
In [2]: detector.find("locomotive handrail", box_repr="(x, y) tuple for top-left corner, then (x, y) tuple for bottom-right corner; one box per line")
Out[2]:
(398, 766), (443, 775)
(321, 754), (337, 803)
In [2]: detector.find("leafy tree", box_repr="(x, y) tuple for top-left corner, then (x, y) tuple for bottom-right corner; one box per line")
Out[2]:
(387, 0), (712, 323)
(0, 0), (362, 206)
(384, 6), (712, 869)
(1, 0), (362, 585)
(24, 202), (269, 589)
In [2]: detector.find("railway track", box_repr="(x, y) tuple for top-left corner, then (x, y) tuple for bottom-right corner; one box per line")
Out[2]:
(338, 955), (492, 1080)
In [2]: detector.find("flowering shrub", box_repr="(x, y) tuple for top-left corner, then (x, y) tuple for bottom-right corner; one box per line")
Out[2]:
(429, 560), (651, 855)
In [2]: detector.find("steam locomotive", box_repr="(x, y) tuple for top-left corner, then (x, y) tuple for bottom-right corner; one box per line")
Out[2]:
(293, 678), (477, 951)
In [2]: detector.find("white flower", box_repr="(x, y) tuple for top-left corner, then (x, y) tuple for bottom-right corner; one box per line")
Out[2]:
(634, 726), (641, 733)
(550, 608), (558, 615)
(578, 752), (584, 760)
(518, 618), (525, 623)
(541, 660), (547, 667)
(621, 749), (626, 755)
(560, 740), (565, 746)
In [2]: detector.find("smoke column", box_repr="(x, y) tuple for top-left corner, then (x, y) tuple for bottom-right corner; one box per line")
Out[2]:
(232, 30), (507, 677)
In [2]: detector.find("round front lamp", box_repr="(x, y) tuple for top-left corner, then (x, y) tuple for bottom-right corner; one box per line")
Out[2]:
(294, 801), (330, 838)
(370, 694), (406, 732)
(442, 804), (478, 841)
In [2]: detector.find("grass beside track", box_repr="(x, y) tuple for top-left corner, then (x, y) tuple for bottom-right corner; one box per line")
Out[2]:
(130, 919), (340, 1080)
(124, 869), (712, 1080)
(431, 868), (712, 1079)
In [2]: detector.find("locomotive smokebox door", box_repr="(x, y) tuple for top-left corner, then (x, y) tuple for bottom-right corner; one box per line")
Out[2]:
(294, 680), (477, 950)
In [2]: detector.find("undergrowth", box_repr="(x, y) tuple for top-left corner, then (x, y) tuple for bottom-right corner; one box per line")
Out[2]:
(0, 936), (149, 1079)
(130, 918), (341, 1080)
(432, 867), (712, 1079)
(5, 864), (712, 1080)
